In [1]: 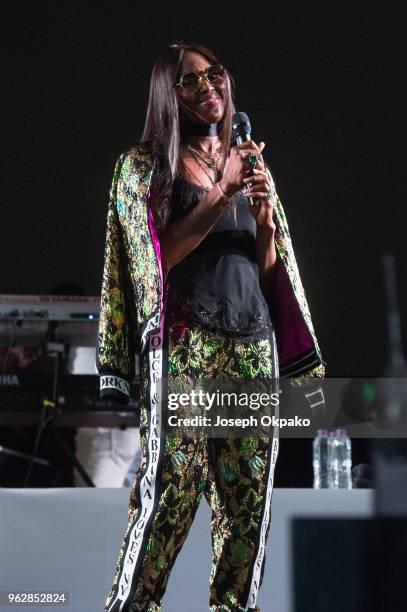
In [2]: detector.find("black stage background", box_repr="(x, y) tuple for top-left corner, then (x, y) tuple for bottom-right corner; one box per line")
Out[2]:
(1, 1), (405, 486)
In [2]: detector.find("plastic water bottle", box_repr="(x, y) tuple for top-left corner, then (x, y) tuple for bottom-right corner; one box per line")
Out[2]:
(328, 431), (336, 488)
(330, 428), (352, 489)
(313, 429), (330, 488)
(336, 428), (352, 489)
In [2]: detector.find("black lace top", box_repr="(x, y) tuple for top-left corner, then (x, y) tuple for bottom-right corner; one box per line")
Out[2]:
(164, 177), (274, 339)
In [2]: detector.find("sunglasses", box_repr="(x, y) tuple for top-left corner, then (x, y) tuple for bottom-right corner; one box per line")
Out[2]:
(175, 64), (226, 93)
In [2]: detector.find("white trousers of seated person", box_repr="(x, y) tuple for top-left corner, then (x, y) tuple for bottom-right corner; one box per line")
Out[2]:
(74, 426), (141, 488)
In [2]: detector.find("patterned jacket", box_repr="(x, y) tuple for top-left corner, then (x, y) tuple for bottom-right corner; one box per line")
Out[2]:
(96, 142), (326, 409)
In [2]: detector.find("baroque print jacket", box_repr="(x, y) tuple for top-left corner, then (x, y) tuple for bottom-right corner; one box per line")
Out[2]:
(96, 142), (326, 409)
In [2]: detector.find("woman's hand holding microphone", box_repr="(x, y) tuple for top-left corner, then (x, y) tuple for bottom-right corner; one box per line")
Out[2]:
(218, 139), (277, 232)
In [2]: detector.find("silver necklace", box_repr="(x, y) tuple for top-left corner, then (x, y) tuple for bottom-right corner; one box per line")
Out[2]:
(187, 144), (223, 171)
(188, 148), (219, 186)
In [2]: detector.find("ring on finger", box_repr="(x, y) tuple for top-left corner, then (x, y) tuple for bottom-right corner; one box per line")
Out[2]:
(247, 153), (258, 166)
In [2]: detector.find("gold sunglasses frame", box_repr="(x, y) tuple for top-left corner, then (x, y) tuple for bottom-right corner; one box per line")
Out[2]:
(175, 65), (226, 92)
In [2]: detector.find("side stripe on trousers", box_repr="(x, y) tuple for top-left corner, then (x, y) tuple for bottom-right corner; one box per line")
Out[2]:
(106, 312), (167, 612)
(245, 330), (280, 609)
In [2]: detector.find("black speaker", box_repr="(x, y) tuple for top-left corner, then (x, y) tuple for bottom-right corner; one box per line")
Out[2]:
(292, 518), (407, 612)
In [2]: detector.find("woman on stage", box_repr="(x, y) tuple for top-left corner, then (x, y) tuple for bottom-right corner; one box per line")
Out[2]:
(97, 42), (325, 612)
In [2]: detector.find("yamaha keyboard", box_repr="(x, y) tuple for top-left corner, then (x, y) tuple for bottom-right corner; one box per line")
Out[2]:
(0, 294), (100, 322)
(0, 294), (139, 429)
(0, 372), (140, 427)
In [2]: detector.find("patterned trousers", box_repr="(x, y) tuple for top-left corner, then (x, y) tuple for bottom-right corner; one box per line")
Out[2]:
(104, 314), (279, 612)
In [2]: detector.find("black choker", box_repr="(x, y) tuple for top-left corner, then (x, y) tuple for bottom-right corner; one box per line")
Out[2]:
(182, 121), (219, 137)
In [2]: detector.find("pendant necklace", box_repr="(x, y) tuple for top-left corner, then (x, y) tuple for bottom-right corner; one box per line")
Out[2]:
(187, 144), (223, 171)
(188, 148), (219, 186)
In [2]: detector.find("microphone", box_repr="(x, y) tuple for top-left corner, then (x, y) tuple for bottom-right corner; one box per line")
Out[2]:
(232, 111), (255, 206)
(232, 111), (251, 145)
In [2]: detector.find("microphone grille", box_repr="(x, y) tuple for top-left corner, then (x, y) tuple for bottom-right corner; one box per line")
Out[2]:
(232, 111), (251, 133)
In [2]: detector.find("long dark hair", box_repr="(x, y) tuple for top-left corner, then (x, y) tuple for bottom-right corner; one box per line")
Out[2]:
(140, 42), (236, 232)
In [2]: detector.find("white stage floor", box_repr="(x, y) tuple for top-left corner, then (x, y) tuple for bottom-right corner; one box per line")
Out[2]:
(0, 488), (373, 612)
